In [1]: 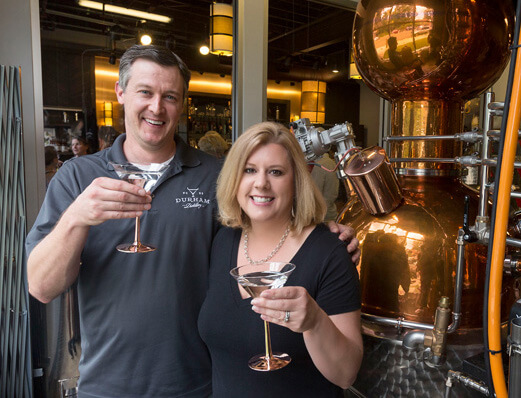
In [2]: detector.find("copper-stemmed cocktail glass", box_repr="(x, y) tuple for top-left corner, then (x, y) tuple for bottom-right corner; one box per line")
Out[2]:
(110, 162), (168, 253)
(230, 261), (296, 371)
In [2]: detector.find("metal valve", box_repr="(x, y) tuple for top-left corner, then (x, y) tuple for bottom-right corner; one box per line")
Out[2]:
(462, 196), (478, 243)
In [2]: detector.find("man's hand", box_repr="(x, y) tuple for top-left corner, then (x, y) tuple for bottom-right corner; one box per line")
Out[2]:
(66, 177), (152, 227)
(327, 221), (361, 265)
(27, 176), (153, 303)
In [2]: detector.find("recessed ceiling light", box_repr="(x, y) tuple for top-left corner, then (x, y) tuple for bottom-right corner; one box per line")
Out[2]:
(77, 0), (171, 24)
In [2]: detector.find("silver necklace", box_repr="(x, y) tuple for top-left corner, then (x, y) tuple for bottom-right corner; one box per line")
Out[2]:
(243, 226), (291, 265)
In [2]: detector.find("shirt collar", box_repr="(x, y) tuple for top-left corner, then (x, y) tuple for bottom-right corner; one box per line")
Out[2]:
(105, 134), (200, 172)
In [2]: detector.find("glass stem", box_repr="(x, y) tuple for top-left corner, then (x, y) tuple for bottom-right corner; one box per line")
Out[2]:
(264, 321), (273, 360)
(133, 216), (141, 246)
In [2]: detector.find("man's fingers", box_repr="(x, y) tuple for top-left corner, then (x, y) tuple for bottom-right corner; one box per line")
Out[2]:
(351, 248), (361, 265)
(86, 178), (152, 204)
(347, 237), (359, 252)
(327, 220), (340, 234)
(93, 176), (149, 197)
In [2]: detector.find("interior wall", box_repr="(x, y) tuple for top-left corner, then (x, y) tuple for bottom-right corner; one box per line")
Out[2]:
(325, 81), (360, 127)
(490, 59), (511, 103)
(1, 0), (45, 228)
(359, 82), (382, 147)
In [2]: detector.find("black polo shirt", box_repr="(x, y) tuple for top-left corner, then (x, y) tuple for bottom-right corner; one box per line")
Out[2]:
(26, 134), (221, 397)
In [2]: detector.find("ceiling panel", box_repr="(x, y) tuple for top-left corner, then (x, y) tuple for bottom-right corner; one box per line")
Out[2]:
(40, 0), (357, 82)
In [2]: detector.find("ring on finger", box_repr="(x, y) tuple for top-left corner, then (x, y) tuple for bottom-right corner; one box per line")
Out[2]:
(284, 311), (290, 322)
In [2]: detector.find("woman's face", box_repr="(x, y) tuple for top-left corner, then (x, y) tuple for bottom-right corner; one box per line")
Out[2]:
(71, 138), (87, 157)
(236, 143), (294, 227)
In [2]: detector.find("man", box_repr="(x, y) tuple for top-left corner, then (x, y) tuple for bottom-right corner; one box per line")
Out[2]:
(27, 45), (360, 397)
(311, 151), (339, 222)
(97, 125), (120, 151)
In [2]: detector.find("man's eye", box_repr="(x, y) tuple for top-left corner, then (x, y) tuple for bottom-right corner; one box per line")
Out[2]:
(139, 90), (151, 95)
(165, 95), (177, 101)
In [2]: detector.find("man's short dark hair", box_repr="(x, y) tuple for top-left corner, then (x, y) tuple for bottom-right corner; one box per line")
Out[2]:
(119, 45), (191, 98)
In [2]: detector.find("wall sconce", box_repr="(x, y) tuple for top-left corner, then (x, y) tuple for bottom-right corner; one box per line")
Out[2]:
(104, 102), (113, 126)
(300, 80), (326, 124)
(209, 3), (233, 56)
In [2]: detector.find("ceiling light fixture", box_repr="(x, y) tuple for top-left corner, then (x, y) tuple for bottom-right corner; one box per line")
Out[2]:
(140, 34), (152, 45)
(77, 0), (172, 24)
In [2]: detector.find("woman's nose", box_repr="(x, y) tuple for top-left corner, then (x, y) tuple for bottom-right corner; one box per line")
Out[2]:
(253, 173), (269, 189)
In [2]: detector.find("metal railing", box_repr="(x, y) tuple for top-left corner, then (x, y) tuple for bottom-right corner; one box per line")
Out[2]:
(0, 65), (32, 397)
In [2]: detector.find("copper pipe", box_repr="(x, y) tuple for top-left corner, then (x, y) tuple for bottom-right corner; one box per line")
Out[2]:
(488, 33), (521, 398)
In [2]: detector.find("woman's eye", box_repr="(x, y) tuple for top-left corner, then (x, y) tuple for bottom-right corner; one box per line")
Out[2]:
(244, 168), (255, 174)
(270, 169), (283, 176)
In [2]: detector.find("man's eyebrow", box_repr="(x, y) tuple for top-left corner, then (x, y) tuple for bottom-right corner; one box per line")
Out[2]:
(135, 84), (181, 96)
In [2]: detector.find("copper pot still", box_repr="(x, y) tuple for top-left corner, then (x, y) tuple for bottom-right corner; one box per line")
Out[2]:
(345, 146), (403, 215)
(339, 0), (517, 329)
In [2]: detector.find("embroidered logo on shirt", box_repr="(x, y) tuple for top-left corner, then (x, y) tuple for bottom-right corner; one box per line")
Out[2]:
(175, 187), (211, 209)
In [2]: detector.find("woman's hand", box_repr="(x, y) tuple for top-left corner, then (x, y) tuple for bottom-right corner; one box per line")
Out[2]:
(250, 286), (325, 333)
(251, 286), (363, 389)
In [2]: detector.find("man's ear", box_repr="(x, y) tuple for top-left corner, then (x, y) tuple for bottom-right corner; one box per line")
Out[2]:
(115, 81), (124, 104)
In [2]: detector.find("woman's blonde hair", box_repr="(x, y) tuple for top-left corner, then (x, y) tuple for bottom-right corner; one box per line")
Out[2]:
(217, 121), (326, 234)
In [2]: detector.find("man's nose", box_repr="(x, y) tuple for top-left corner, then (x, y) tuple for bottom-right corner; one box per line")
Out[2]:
(149, 95), (163, 113)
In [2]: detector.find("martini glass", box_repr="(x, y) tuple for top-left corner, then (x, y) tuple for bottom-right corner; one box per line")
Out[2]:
(110, 162), (169, 253)
(230, 261), (296, 371)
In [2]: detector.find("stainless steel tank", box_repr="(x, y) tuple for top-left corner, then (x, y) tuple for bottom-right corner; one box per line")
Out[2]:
(340, 0), (517, 395)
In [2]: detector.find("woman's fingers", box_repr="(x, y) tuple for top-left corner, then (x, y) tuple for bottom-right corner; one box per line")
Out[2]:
(251, 287), (318, 331)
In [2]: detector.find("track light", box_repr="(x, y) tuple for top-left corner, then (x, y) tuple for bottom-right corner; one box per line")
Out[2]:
(140, 34), (152, 45)
(77, 0), (172, 24)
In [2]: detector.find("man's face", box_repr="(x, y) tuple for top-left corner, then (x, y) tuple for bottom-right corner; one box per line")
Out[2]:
(115, 58), (184, 153)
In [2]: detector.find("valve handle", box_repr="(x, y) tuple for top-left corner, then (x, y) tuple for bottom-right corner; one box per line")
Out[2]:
(462, 195), (478, 242)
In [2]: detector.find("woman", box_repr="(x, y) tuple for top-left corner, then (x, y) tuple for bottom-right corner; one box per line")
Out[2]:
(198, 122), (362, 397)
(70, 136), (88, 157)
